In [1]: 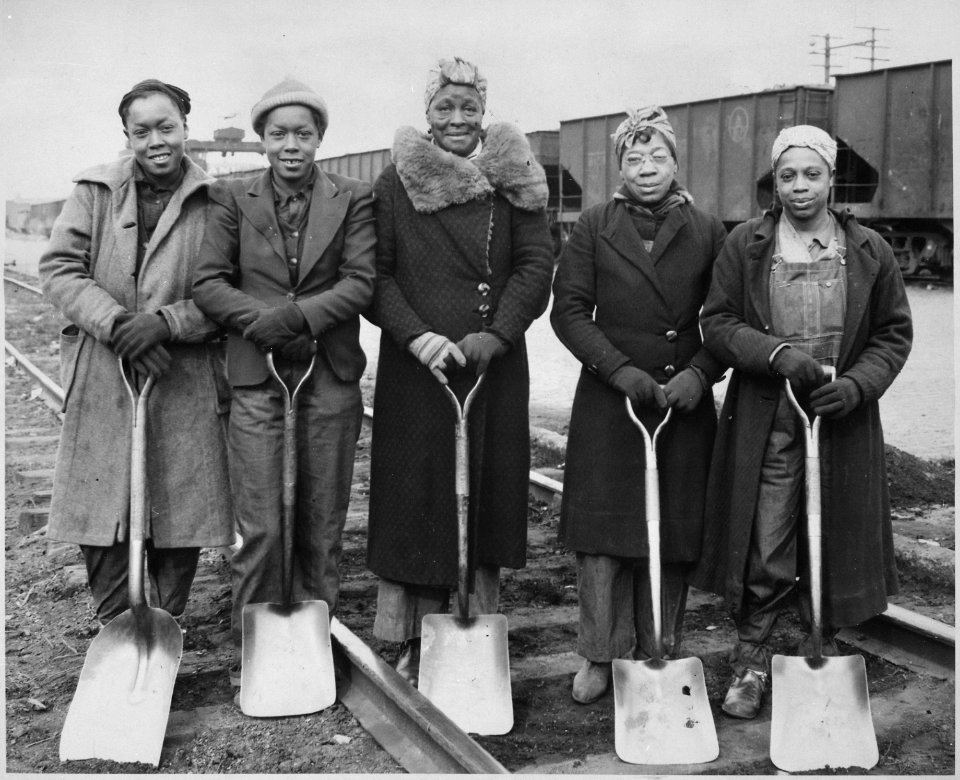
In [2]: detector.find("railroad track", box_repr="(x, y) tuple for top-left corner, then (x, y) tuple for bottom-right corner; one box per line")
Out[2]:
(5, 274), (956, 774)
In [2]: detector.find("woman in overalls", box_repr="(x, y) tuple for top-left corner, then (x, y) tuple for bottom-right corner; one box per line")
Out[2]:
(690, 125), (912, 720)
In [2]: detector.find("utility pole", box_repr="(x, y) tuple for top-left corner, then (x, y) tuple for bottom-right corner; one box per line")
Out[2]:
(853, 26), (890, 70)
(810, 28), (889, 83)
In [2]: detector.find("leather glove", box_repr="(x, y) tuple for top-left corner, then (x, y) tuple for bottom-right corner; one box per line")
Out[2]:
(809, 377), (861, 419)
(771, 346), (824, 390)
(455, 332), (508, 377)
(408, 332), (466, 385)
(278, 333), (318, 362)
(239, 303), (307, 350)
(663, 367), (705, 413)
(112, 312), (170, 358)
(609, 366), (667, 410)
(130, 343), (171, 379)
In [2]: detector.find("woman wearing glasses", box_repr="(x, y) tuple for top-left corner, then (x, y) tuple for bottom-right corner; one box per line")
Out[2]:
(550, 106), (726, 704)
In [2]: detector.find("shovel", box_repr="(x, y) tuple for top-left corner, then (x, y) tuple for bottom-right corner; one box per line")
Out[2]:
(770, 366), (879, 771)
(59, 358), (183, 766)
(613, 396), (719, 765)
(418, 372), (513, 735)
(239, 350), (337, 717)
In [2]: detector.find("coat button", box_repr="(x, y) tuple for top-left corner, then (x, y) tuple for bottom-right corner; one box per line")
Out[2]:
(478, 303), (491, 315)
(478, 282), (491, 294)
(286, 292), (295, 301)
(665, 329), (678, 342)
(664, 364), (676, 377)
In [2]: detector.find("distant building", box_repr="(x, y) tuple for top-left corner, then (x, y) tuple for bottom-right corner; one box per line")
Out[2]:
(6, 199), (66, 237)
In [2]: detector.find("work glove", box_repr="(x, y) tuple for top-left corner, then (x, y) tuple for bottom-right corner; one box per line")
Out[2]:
(809, 377), (861, 419)
(771, 346), (824, 390)
(663, 367), (705, 413)
(130, 343), (171, 379)
(278, 333), (318, 362)
(239, 303), (307, 350)
(408, 331), (466, 385)
(112, 312), (170, 358)
(455, 332), (508, 377)
(609, 365), (667, 410)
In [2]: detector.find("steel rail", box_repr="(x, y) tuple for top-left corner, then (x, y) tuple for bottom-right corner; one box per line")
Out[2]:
(4, 274), (44, 295)
(4, 340), (65, 413)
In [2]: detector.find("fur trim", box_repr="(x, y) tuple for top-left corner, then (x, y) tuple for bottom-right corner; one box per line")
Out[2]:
(392, 123), (548, 214)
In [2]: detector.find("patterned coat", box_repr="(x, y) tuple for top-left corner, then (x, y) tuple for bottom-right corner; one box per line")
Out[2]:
(367, 124), (554, 588)
(689, 208), (913, 627)
(39, 156), (234, 547)
(551, 199), (727, 560)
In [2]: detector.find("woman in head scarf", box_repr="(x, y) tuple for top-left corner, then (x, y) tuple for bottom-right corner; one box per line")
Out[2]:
(39, 79), (234, 626)
(366, 57), (554, 686)
(550, 106), (727, 704)
(690, 124), (912, 720)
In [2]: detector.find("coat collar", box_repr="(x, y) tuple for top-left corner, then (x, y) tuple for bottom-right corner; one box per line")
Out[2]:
(75, 154), (211, 200)
(392, 122), (548, 214)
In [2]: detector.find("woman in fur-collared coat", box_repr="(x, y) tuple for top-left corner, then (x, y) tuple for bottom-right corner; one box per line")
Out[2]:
(366, 57), (554, 684)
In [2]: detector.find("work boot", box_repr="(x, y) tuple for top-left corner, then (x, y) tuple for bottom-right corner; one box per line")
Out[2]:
(571, 660), (611, 704)
(721, 668), (767, 719)
(395, 638), (421, 687)
(229, 663), (242, 688)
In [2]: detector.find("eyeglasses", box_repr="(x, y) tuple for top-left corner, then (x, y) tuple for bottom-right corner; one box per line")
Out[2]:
(623, 152), (672, 166)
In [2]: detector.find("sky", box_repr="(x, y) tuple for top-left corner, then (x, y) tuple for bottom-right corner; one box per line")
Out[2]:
(1, 0), (958, 200)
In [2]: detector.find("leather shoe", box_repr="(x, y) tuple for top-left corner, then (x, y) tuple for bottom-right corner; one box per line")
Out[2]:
(722, 668), (767, 719)
(571, 660), (611, 704)
(395, 638), (421, 687)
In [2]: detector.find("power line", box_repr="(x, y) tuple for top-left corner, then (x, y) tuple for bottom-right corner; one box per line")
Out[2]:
(809, 27), (890, 83)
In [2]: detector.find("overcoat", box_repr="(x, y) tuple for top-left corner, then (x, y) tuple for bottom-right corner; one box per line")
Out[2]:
(689, 208), (913, 627)
(551, 198), (727, 560)
(39, 156), (234, 548)
(192, 167), (376, 386)
(367, 124), (554, 588)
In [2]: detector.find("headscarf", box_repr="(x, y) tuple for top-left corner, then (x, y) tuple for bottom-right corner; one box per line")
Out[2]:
(612, 106), (678, 164)
(424, 57), (487, 112)
(771, 124), (837, 170)
(118, 79), (191, 122)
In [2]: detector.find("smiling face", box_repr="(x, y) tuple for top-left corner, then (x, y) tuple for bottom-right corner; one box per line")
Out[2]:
(123, 92), (187, 186)
(775, 146), (834, 226)
(426, 84), (483, 157)
(261, 105), (322, 190)
(619, 130), (678, 205)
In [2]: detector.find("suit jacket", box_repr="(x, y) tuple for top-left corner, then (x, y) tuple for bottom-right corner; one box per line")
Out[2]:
(193, 166), (376, 386)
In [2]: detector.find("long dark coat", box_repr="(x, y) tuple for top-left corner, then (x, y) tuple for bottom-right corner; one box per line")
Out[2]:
(551, 199), (727, 561)
(689, 208), (913, 627)
(367, 124), (554, 588)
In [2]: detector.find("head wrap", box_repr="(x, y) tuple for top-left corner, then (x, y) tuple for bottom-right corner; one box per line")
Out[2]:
(118, 79), (191, 122)
(424, 57), (487, 112)
(771, 125), (837, 170)
(250, 78), (329, 137)
(612, 106), (678, 163)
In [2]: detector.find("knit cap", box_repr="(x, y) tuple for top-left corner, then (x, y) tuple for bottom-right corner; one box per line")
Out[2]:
(250, 79), (329, 136)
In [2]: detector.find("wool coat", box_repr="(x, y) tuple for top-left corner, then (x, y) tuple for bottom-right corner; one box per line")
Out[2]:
(192, 167), (376, 386)
(551, 198), (727, 560)
(39, 156), (234, 548)
(367, 123), (554, 588)
(689, 208), (913, 627)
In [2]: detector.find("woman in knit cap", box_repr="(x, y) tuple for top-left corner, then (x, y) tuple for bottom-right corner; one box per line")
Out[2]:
(690, 124), (912, 720)
(366, 57), (554, 685)
(193, 79), (376, 685)
(39, 79), (234, 625)
(550, 106), (727, 704)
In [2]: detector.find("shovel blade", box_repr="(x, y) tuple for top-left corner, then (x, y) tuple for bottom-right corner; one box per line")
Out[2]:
(60, 608), (182, 766)
(771, 653), (878, 771)
(419, 613), (513, 735)
(239, 599), (336, 717)
(612, 657), (719, 765)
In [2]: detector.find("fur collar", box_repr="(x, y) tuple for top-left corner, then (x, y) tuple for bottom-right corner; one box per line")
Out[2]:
(392, 123), (548, 214)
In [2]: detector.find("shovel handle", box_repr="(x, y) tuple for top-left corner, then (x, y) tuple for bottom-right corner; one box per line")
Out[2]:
(442, 373), (486, 619)
(266, 349), (318, 605)
(624, 396), (672, 661)
(119, 358), (156, 610)
(783, 365), (835, 659)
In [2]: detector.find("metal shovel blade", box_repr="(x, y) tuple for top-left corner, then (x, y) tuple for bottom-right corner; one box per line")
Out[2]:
(59, 606), (183, 766)
(770, 653), (879, 771)
(419, 613), (513, 735)
(239, 599), (336, 717)
(612, 656), (719, 765)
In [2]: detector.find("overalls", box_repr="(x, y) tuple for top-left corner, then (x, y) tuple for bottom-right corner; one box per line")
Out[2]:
(733, 213), (847, 675)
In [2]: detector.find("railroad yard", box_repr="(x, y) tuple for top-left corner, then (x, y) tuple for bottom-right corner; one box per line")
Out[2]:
(4, 263), (956, 774)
